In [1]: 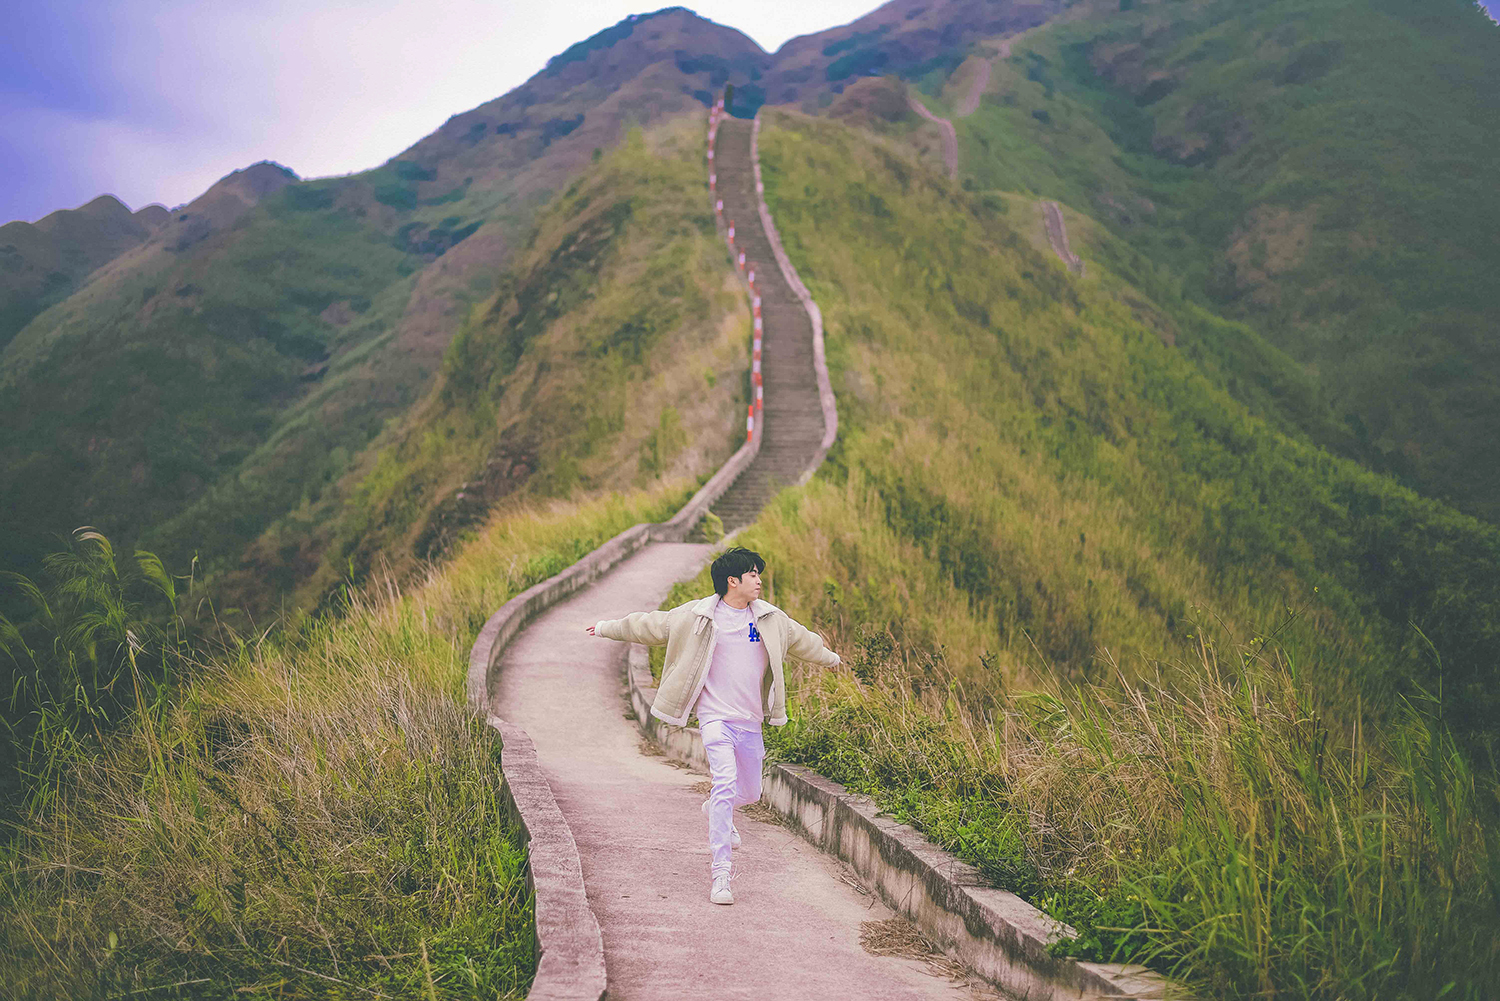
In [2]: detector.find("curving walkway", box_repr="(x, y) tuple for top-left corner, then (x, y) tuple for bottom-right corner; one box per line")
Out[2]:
(907, 96), (961, 180)
(489, 542), (997, 1000)
(482, 110), (1005, 1000)
(906, 48), (997, 179)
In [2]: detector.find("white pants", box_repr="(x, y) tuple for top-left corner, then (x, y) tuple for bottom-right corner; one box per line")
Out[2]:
(700, 719), (765, 875)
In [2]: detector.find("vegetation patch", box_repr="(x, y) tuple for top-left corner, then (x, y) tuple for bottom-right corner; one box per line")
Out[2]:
(0, 484), (696, 996)
(673, 108), (1500, 998)
(314, 120), (748, 600)
(954, 0), (1500, 521)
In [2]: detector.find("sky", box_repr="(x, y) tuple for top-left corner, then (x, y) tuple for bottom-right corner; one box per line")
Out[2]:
(0, 0), (879, 225)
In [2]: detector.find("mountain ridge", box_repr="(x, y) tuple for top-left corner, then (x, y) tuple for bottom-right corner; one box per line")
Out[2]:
(6, 0), (1500, 618)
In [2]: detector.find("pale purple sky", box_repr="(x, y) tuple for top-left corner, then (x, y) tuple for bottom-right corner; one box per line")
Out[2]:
(0, 1), (880, 225)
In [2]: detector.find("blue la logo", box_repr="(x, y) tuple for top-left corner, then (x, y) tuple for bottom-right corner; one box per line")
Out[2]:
(748, 621), (761, 643)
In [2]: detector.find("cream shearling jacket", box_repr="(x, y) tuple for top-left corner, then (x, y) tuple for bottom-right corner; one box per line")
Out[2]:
(594, 594), (840, 726)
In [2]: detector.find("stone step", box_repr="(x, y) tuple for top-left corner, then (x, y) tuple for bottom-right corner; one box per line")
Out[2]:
(710, 117), (831, 531)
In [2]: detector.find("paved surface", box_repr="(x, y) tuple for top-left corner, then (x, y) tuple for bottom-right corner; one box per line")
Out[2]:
(491, 542), (998, 999)
(710, 118), (827, 532)
(906, 51), (994, 179)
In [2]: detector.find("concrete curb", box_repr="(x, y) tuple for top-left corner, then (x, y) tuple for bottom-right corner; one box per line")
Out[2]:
(624, 646), (1187, 1001)
(482, 715), (606, 1001)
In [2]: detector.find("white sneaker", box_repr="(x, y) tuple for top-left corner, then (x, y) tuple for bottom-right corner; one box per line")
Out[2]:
(702, 799), (742, 848)
(709, 873), (734, 905)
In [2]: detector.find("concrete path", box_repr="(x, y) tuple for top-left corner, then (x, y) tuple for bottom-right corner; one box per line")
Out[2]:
(954, 58), (993, 118)
(491, 542), (1000, 1000)
(710, 119), (827, 533)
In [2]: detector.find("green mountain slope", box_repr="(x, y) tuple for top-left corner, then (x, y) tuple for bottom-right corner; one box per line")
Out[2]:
(0, 0), (1082, 614)
(734, 108), (1498, 996)
(0, 8), (770, 610)
(0, 195), (166, 350)
(229, 120), (753, 612)
(751, 108), (1500, 732)
(948, 0), (1500, 519)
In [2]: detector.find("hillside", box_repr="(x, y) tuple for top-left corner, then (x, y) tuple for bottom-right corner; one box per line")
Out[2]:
(244, 120), (753, 613)
(0, 195), (166, 350)
(946, 0), (1500, 520)
(751, 106), (1500, 727)
(0, 7), (771, 613)
(4, 1), (1500, 995)
(719, 107), (1499, 996)
(0, 0), (1088, 616)
(4, 0), (1499, 634)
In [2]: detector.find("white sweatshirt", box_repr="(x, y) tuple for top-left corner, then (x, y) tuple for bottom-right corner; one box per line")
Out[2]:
(692, 597), (769, 725)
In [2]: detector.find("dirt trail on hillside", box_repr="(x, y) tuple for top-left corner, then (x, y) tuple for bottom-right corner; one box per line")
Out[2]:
(907, 31), (1021, 179)
(954, 59), (993, 118)
(987, 25), (1086, 275)
(906, 96), (961, 180)
(1042, 201), (1085, 275)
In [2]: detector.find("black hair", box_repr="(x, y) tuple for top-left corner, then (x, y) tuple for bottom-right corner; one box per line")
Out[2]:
(711, 546), (765, 597)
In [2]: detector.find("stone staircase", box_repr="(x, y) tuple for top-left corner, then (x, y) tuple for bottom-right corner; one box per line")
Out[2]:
(710, 117), (828, 533)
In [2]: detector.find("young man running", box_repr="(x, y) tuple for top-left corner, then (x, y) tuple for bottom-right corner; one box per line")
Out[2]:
(585, 547), (840, 905)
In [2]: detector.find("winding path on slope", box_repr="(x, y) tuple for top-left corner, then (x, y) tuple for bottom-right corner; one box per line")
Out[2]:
(906, 92), (962, 180)
(488, 115), (999, 1001)
(1042, 202), (1085, 276)
(907, 33), (1084, 276)
(905, 37), (1005, 178)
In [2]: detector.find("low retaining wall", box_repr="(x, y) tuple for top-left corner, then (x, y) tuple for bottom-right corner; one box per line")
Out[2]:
(484, 716), (607, 1001)
(624, 646), (1185, 1001)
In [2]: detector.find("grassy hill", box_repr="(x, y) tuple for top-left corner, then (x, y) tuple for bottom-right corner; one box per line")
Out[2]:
(663, 108), (1499, 998)
(947, 0), (1500, 520)
(0, 113), (752, 995)
(5, 0), (1500, 995)
(251, 120), (754, 613)
(0, 8), (770, 617)
(0, 194), (166, 351)
(0, 0), (1097, 617)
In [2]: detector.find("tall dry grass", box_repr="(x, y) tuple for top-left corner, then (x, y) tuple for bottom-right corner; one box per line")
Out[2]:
(766, 613), (1500, 998)
(681, 107), (1500, 996)
(1, 482), (689, 998)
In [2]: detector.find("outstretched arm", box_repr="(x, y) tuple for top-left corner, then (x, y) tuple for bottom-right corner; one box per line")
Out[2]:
(588, 607), (673, 646)
(786, 617), (840, 668)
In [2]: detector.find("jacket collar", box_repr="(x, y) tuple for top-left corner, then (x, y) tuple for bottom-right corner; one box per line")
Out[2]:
(693, 594), (779, 620)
